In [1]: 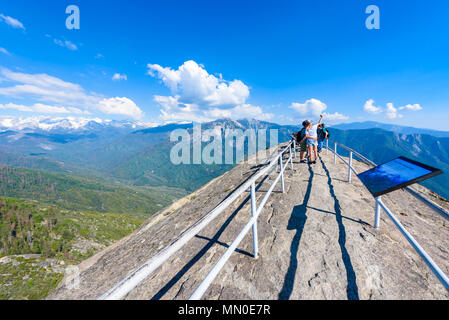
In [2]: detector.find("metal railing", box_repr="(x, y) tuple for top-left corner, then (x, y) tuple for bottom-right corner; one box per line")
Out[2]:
(99, 140), (296, 300)
(326, 139), (449, 291)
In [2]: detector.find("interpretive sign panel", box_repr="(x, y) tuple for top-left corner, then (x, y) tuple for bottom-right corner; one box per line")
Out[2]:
(358, 156), (443, 198)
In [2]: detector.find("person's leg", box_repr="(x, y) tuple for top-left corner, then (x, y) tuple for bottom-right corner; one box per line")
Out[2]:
(308, 145), (313, 162)
(314, 145), (318, 161)
(300, 142), (307, 162)
(317, 139), (323, 152)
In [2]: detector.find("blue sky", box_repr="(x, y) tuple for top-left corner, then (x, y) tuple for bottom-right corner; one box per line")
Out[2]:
(1, 0), (449, 130)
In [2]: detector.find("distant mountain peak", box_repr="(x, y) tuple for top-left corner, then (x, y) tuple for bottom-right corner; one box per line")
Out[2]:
(0, 116), (158, 133)
(332, 121), (449, 138)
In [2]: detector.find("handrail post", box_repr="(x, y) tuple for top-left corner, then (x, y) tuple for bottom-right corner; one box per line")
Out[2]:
(348, 151), (353, 183)
(334, 143), (337, 164)
(326, 139), (329, 155)
(293, 140), (297, 158)
(250, 182), (258, 259)
(279, 156), (285, 193)
(289, 145), (293, 170)
(374, 196), (381, 229)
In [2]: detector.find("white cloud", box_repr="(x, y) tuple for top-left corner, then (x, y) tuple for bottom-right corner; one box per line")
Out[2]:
(289, 98), (349, 123)
(385, 103), (403, 119)
(364, 99), (422, 119)
(98, 97), (143, 119)
(0, 47), (10, 55)
(399, 103), (422, 111)
(0, 103), (32, 112)
(53, 38), (78, 51)
(112, 73), (127, 81)
(0, 68), (142, 119)
(289, 98), (327, 116)
(0, 103), (89, 115)
(363, 99), (383, 114)
(205, 104), (274, 121)
(155, 95), (203, 122)
(323, 112), (349, 122)
(0, 14), (25, 30)
(0, 68), (100, 107)
(33, 104), (87, 114)
(148, 60), (249, 108)
(148, 60), (271, 122)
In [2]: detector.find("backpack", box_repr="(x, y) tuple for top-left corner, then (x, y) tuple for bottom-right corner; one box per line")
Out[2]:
(318, 127), (330, 140)
(296, 128), (306, 143)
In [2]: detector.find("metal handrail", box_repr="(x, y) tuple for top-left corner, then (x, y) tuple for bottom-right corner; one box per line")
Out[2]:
(326, 140), (449, 291)
(328, 139), (376, 166)
(99, 140), (296, 300)
(190, 149), (293, 299)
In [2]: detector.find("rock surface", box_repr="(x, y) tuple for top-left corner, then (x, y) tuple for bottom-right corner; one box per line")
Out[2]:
(48, 144), (449, 300)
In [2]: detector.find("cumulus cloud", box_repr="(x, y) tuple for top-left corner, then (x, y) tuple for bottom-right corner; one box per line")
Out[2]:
(204, 104), (274, 121)
(399, 103), (422, 111)
(148, 60), (271, 122)
(148, 60), (250, 108)
(98, 97), (143, 119)
(0, 14), (25, 30)
(289, 98), (327, 116)
(112, 73), (127, 81)
(363, 99), (383, 114)
(385, 103), (403, 119)
(323, 112), (349, 122)
(364, 99), (421, 119)
(0, 68), (143, 119)
(289, 98), (349, 123)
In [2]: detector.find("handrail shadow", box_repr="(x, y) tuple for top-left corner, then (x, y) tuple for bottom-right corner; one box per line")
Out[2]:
(151, 172), (271, 300)
(305, 206), (370, 226)
(319, 157), (359, 300)
(278, 164), (313, 300)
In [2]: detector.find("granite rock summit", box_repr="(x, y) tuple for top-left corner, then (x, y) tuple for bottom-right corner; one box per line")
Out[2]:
(48, 144), (449, 300)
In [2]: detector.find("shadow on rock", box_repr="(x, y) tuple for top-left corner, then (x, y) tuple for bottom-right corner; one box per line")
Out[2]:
(320, 157), (359, 300)
(278, 164), (313, 300)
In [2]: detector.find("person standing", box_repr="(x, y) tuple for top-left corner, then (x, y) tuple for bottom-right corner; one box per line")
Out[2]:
(305, 115), (323, 164)
(296, 121), (309, 163)
(317, 123), (328, 153)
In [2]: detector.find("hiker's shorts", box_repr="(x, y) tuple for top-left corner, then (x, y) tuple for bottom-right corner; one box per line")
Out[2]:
(307, 139), (318, 147)
(299, 142), (307, 152)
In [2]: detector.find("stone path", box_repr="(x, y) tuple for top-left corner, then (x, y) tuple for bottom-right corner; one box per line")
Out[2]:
(48, 145), (449, 300)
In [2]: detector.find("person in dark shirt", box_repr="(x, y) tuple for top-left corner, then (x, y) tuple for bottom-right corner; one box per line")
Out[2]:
(296, 120), (309, 163)
(317, 123), (328, 153)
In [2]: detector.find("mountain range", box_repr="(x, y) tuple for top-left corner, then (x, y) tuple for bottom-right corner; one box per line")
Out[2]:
(0, 117), (448, 299)
(0, 118), (447, 200)
(332, 121), (449, 138)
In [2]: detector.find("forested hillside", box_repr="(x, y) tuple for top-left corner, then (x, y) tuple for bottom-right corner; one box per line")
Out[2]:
(0, 197), (144, 299)
(0, 165), (186, 217)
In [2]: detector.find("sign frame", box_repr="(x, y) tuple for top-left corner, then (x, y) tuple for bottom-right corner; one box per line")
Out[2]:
(357, 156), (443, 198)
